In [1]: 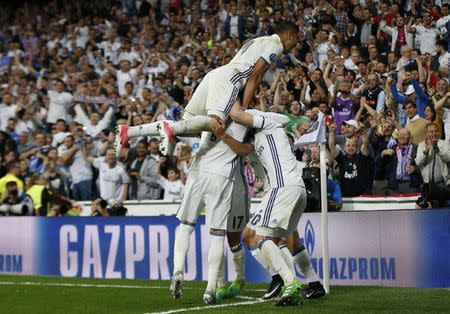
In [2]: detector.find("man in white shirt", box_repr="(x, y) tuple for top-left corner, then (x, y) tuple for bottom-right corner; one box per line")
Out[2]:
(57, 134), (94, 201)
(99, 31), (122, 64)
(102, 57), (148, 97)
(0, 92), (17, 131)
(38, 78), (73, 128)
(408, 13), (440, 55)
(84, 148), (129, 204)
(117, 40), (141, 65)
(74, 104), (114, 137)
(436, 39), (450, 80)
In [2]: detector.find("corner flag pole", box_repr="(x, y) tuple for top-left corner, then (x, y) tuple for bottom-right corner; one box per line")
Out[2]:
(293, 113), (329, 294)
(319, 142), (330, 294)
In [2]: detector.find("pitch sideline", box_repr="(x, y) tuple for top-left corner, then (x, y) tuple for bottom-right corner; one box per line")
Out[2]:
(146, 298), (269, 314)
(0, 280), (266, 292)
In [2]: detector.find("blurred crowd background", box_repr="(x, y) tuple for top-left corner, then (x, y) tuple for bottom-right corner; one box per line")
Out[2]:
(0, 0), (449, 216)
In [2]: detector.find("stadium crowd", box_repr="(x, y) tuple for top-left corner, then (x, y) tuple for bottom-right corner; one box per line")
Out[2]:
(0, 0), (449, 216)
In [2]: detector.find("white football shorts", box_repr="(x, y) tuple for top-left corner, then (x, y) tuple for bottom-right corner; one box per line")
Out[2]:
(247, 185), (307, 239)
(177, 169), (233, 230)
(183, 67), (240, 122)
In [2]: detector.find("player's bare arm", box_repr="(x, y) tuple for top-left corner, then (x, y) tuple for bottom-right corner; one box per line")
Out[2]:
(210, 118), (253, 157)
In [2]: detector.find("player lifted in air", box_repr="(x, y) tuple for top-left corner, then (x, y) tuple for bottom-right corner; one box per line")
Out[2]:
(114, 21), (299, 155)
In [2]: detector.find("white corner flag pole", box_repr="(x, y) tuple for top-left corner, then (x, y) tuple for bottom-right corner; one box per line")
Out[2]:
(293, 113), (330, 294)
(319, 142), (330, 294)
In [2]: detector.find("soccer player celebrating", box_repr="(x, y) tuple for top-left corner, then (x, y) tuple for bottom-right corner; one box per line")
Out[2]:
(211, 107), (310, 306)
(114, 21), (300, 156)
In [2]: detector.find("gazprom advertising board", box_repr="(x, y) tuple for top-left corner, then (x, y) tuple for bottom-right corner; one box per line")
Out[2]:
(0, 210), (449, 287)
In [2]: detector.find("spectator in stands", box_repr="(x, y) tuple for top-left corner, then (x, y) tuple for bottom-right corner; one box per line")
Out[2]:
(404, 101), (429, 145)
(416, 123), (450, 189)
(38, 78), (73, 132)
(329, 123), (373, 197)
(19, 159), (31, 187)
(306, 145), (342, 211)
(331, 79), (359, 134)
(148, 138), (161, 161)
(372, 119), (397, 195)
(84, 148), (129, 205)
(0, 181), (33, 216)
(0, 161), (23, 200)
(17, 132), (33, 155)
(74, 103), (114, 137)
(0, 92), (18, 131)
(434, 91), (450, 141)
(57, 134), (94, 201)
(390, 76), (429, 123)
(386, 128), (422, 194)
(128, 140), (160, 200)
(156, 156), (184, 201)
(407, 13), (440, 55)
(26, 173), (51, 216)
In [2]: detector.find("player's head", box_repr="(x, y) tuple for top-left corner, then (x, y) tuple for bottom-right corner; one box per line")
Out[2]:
(276, 21), (299, 53)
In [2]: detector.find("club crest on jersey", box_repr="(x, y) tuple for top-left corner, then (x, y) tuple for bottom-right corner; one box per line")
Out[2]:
(255, 145), (264, 157)
(269, 53), (277, 62)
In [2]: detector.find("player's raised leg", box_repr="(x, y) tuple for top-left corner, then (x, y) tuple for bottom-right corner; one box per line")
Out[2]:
(114, 121), (161, 157)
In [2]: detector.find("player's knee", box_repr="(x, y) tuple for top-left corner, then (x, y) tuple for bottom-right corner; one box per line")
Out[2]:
(242, 227), (255, 248)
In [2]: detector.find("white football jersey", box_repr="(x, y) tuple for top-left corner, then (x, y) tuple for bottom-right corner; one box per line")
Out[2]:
(223, 34), (284, 88)
(191, 122), (249, 180)
(248, 111), (304, 188)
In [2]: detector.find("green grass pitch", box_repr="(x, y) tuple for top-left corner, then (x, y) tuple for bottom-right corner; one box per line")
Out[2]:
(0, 275), (449, 313)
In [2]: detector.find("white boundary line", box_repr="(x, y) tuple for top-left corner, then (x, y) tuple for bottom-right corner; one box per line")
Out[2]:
(0, 281), (266, 292)
(146, 299), (269, 314)
(0, 281), (268, 313)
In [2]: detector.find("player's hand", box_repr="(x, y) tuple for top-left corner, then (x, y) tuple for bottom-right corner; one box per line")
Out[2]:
(210, 117), (226, 139)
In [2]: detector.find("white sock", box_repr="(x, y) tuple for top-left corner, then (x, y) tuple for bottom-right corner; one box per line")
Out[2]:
(250, 247), (277, 276)
(172, 223), (194, 275)
(170, 116), (212, 135)
(259, 240), (294, 285)
(206, 234), (225, 292)
(280, 246), (295, 275)
(217, 252), (226, 289)
(127, 122), (159, 137)
(293, 249), (319, 283)
(230, 244), (245, 281)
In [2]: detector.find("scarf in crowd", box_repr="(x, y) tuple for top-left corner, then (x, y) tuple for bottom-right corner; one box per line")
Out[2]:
(396, 144), (413, 181)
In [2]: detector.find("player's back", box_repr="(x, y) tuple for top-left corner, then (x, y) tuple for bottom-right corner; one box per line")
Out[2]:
(191, 122), (248, 180)
(221, 34), (283, 88)
(253, 116), (304, 188)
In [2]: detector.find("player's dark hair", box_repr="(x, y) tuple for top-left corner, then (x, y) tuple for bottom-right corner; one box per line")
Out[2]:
(276, 20), (298, 34)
